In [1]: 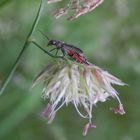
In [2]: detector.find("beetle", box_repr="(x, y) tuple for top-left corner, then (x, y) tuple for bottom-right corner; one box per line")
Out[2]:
(39, 30), (89, 65)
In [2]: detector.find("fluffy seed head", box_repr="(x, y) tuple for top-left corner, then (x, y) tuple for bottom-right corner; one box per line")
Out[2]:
(33, 61), (126, 135)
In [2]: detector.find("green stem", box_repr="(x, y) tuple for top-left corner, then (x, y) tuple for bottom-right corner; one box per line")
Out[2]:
(0, 0), (44, 95)
(0, 0), (12, 8)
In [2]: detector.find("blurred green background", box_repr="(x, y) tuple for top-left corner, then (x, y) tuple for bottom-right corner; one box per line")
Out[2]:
(0, 0), (140, 140)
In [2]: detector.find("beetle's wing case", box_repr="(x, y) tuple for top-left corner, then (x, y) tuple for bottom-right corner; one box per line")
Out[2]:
(62, 43), (83, 53)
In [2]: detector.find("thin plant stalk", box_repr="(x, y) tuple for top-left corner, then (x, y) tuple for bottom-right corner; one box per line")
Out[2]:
(0, 0), (12, 8)
(0, 0), (44, 95)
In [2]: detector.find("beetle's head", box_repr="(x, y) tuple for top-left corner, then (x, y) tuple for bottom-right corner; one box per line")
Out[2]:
(48, 40), (58, 46)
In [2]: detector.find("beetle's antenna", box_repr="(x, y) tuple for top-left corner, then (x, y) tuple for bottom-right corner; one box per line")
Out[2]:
(38, 29), (50, 41)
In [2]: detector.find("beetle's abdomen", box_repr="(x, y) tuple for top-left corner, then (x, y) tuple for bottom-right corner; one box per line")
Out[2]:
(67, 49), (89, 65)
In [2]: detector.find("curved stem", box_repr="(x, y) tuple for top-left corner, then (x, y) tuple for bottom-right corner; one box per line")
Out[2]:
(0, 0), (44, 95)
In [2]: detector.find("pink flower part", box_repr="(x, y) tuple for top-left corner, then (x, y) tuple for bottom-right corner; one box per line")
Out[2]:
(54, 8), (68, 19)
(68, 7), (88, 20)
(42, 103), (56, 124)
(111, 104), (125, 115)
(83, 122), (96, 136)
(86, 0), (104, 12)
(47, 113), (56, 124)
(71, 0), (80, 10)
(42, 103), (52, 117)
(48, 0), (62, 4)
(93, 68), (104, 84)
(68, 0), (104, 20)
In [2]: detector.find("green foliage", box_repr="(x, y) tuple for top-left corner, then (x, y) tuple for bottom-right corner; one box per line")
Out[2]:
(0, 0), (140, 139)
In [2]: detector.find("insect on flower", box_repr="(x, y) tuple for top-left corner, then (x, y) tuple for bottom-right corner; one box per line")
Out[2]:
(39, 30), (90, 65)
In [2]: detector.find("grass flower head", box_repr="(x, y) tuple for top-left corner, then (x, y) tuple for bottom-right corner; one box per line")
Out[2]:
(48, 0), (104, 20)
(33, 61), (126, 135)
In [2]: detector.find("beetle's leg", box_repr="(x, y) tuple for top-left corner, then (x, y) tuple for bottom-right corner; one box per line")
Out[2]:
(61, 53), (66, 60)
(49, 48), (57, 52)
(61, 49), (66, 59)
(55, 49), (59, 56)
